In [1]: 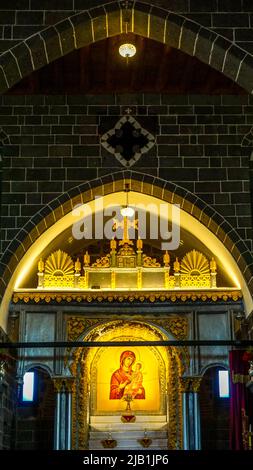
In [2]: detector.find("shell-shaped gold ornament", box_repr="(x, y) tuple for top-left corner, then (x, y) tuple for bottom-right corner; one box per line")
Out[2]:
(44, 250), (74, 276)
(180, 250), (209, 275)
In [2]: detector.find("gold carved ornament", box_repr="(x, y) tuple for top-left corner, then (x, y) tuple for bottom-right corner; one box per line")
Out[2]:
(168, 353), (183, 449)
(153, 317), (190, 372)
(64, 318), (104, 367)
(13, 290), (242, 304)
(52, 377), (75, 393)
(232, 372), (249, 384)
(179, 376), (202, 393)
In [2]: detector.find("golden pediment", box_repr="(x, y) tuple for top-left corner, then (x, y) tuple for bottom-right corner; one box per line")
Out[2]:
(36, 235), (218, 291)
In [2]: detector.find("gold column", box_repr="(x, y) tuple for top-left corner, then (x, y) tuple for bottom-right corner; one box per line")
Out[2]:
(173, 257), (180, 288)
(180, 376), (202, 393)
(74, 258), (81, 288)
(137, 268), (142, 289)
(37, 258), (45, 288)
(136, 238), (143, 267)
(180, 376), (202, 450)
(210, 257), (217, 288)
(164, 269), (170, 288)
(52, 377), (75, 450)
(111, 271), (116, 289)
(110, 239), (117, 267)
(83, 271), (89, 289)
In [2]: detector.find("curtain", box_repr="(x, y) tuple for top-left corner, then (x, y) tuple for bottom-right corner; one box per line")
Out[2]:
(229, 350), (252, 450)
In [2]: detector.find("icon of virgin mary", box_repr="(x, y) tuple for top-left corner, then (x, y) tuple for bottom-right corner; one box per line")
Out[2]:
(109, 350), (145, 399)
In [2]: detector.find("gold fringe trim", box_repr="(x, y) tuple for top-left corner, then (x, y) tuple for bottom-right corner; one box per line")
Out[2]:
(12, 290), (242, 304)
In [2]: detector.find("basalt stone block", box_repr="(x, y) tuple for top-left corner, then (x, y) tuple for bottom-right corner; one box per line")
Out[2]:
(237, 54), (253, 93)
(26, 168), (50, 181)
(70, 12), (93, 48)
(190, 0), (217, 11)
(134, 5), (151, 37)
(180, 20), (201, 56)
(31, 0), (73, 9)
(223, 45), (247, 81)
(25, 35), (48, 70)
(212, 13), (250, 28)
(0, 0), (29, 9)
(0, 11), (15, 24)
(67, 167), (97, 181)
(165, 13), (185, 49)
(40, 26), (63, 63)
(0, 51), (21, 90)
(149, 10), (167, 43)
(209, 35), (232, 71)
(92, 14), (107, 42)
(16, 11), (43, 25)
(55, 19), (75, 56)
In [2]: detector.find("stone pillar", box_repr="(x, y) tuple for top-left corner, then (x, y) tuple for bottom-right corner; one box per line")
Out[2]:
(180, 376), (202, 450)
(53, 377), (75, 450)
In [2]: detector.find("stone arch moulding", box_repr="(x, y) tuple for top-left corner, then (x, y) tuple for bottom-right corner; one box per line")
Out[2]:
(0, 1), (253, 94)
(200, 363), (229, 377)
(22, 363), (54, 379)
(0, 171), (253, 331)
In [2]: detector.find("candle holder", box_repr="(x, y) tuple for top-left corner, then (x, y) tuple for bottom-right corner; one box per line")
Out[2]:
(248, 430), (252, 450)
(121, 394), (136, 423)
(139, 429), (152, 448)
(101, 432), (117, 448)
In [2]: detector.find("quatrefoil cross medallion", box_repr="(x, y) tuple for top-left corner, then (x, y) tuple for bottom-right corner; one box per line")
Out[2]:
(101, 115), (155, 167)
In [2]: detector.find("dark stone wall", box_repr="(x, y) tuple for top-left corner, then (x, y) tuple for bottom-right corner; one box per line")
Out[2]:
(0, 370), (16, 449)
(0, 329), (17, 450)
(1, 93), (252, 258)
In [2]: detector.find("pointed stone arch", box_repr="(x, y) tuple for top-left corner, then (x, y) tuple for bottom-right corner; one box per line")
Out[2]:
(0, 2), (252, 94)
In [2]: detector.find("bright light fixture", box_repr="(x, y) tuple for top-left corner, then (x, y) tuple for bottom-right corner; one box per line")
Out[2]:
(119, 43), (136, 58)
(218, 370), (229, 398)
(22, 371), (35, 402)
(121, 205), (135, 217)
(121, 183), (135, 217)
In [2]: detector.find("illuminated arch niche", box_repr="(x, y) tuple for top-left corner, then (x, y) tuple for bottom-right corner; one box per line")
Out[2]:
(1, 190), (251, 331)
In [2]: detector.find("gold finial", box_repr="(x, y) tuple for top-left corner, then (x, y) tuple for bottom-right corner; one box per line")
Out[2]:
(163, 250), (170, 267)
(38, 258), (44, 273)
(75, 257), (81, 273)
(84, 251), (90, 267)
(173, 257), (180, 273)
(110, 238), (117, 251)
(210, 257), (217, 273)
(137, 237), (143, 250)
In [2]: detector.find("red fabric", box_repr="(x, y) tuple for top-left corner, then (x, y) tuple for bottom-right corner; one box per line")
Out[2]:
(229, 350), (249, 449)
